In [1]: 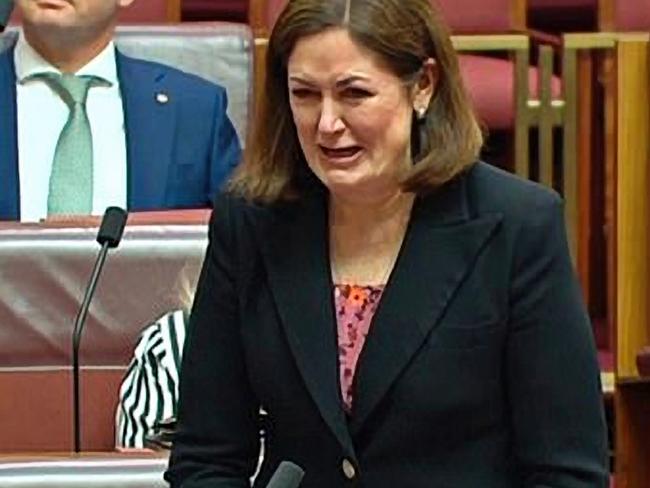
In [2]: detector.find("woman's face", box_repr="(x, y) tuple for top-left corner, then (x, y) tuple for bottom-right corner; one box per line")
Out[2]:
(287, 28), (432, 202)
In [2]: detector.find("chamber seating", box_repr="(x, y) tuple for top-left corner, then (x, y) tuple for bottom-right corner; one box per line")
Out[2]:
(599, 0), (650, 31)
(0, 453), (168, 487)
(0, 20), (252, 452)
(0, 212), (208, 452)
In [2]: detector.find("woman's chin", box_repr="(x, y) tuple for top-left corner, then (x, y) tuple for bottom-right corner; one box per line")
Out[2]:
(321, 176), (384, 203)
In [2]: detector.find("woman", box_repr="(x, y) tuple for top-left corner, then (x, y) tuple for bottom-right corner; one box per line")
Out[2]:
(165, 0), (608, 486)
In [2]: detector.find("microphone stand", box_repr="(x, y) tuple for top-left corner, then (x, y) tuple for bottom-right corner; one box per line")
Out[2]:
(71, 240), (111, 453)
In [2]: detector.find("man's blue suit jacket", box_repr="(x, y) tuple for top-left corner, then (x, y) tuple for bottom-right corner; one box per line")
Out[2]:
(0, 45), (242, 220)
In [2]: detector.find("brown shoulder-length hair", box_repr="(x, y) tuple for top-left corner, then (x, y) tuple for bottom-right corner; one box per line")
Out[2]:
(230, 0), (483, 203)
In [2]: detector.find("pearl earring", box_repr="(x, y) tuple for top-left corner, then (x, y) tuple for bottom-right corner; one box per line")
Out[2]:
(416, 107), (426, 120)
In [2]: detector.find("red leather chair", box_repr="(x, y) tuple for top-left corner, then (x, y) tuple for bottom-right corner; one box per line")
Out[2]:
(600, 0), (650, 31)
(436, 0), (562, 130)
(262, 0), (290, 34)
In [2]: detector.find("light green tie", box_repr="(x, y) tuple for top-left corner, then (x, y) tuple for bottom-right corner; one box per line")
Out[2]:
(37, 73), (100, 215)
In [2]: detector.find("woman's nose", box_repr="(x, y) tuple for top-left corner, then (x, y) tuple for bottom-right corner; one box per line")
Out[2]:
(317, 98), (345, 135)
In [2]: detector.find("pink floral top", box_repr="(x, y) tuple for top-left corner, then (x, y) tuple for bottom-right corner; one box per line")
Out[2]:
(334, 283), (385, 413)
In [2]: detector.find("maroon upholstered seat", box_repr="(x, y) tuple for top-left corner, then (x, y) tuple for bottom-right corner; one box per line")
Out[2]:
(608, 0), (650, 31)
(432, 0), (564, 131)
(460, 55), (561, 129)
(435, 0), (522, 33)
(264, 0), (287, 34)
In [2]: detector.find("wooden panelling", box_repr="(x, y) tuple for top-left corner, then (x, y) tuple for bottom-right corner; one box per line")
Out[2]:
(615, 35), (650, 379)
(614, 35), (650, 488)
(615, 382), (650, 488)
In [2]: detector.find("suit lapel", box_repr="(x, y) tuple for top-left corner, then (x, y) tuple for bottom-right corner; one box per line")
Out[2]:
(258, 190), (357, 459)
(349, 175), (502, 433)
(258, 171), (501, 452)
(116, 51), (175, 210)
(0, 46), (19, 220)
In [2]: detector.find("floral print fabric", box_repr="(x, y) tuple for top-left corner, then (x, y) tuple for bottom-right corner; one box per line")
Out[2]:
(334, 283), (384, 413)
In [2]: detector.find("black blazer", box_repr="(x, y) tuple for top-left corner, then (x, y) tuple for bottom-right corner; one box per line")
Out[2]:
(166, 162), (608, 488)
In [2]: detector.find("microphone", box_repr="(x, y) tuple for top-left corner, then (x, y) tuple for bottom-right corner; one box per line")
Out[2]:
(0, 0), (14, 33)
(265, 461), (305, 488)
(71, 207), (127, 452)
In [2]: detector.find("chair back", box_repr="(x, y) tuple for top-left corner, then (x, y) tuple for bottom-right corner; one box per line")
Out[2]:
(265, 0), (288, 33)
(0, 218), (207, 451)
(248, 0), (285, 35)
(434, 0), (526, 33)
(251, 0), (526, 35)
(604, 0), (650, 31)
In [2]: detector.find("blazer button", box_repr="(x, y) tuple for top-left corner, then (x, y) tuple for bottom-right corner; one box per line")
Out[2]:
(341, 458), (356, 480)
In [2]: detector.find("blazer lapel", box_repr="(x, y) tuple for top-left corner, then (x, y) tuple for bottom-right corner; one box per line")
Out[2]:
(259, 191), (357, 459)
(116, 51), (175, 210)
(0, 46), (19, 220)
(349, 175), (502, 433)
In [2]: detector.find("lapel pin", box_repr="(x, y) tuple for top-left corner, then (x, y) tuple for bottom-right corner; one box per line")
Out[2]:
(155, 92), (169, 104)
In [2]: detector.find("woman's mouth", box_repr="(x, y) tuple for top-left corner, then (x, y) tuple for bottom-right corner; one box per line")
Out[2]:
(319, 145), (364, 164)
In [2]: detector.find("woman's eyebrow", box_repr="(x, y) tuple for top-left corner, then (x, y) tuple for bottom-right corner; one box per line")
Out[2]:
(336, 75), (371, 87)
(288, 75), (317, 86)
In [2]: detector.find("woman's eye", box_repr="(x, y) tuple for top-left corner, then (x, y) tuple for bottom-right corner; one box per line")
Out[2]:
(291, 88), (317, 99)
(344, 87), (373, 99)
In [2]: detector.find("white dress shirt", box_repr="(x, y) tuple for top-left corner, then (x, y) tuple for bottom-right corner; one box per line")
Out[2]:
(14, 33), (127, 222)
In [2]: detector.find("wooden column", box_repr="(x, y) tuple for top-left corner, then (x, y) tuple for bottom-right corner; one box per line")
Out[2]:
(614, 34), (650, 488)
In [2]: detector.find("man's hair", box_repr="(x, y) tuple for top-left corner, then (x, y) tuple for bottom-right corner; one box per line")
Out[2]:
(230, 0), (483, 203)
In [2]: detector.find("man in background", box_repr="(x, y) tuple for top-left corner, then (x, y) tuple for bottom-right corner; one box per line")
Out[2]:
(0, 0), (241, 221)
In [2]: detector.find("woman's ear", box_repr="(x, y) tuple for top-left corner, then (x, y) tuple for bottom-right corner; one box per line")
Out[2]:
(412, 58), (438, 117)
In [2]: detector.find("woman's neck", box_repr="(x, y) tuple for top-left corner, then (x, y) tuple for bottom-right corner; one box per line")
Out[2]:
(329, 190), (415, 286)
(329, 190), (415, 232)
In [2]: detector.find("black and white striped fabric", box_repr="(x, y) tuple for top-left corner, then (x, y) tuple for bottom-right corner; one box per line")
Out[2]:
(115, 309), (188, 448)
